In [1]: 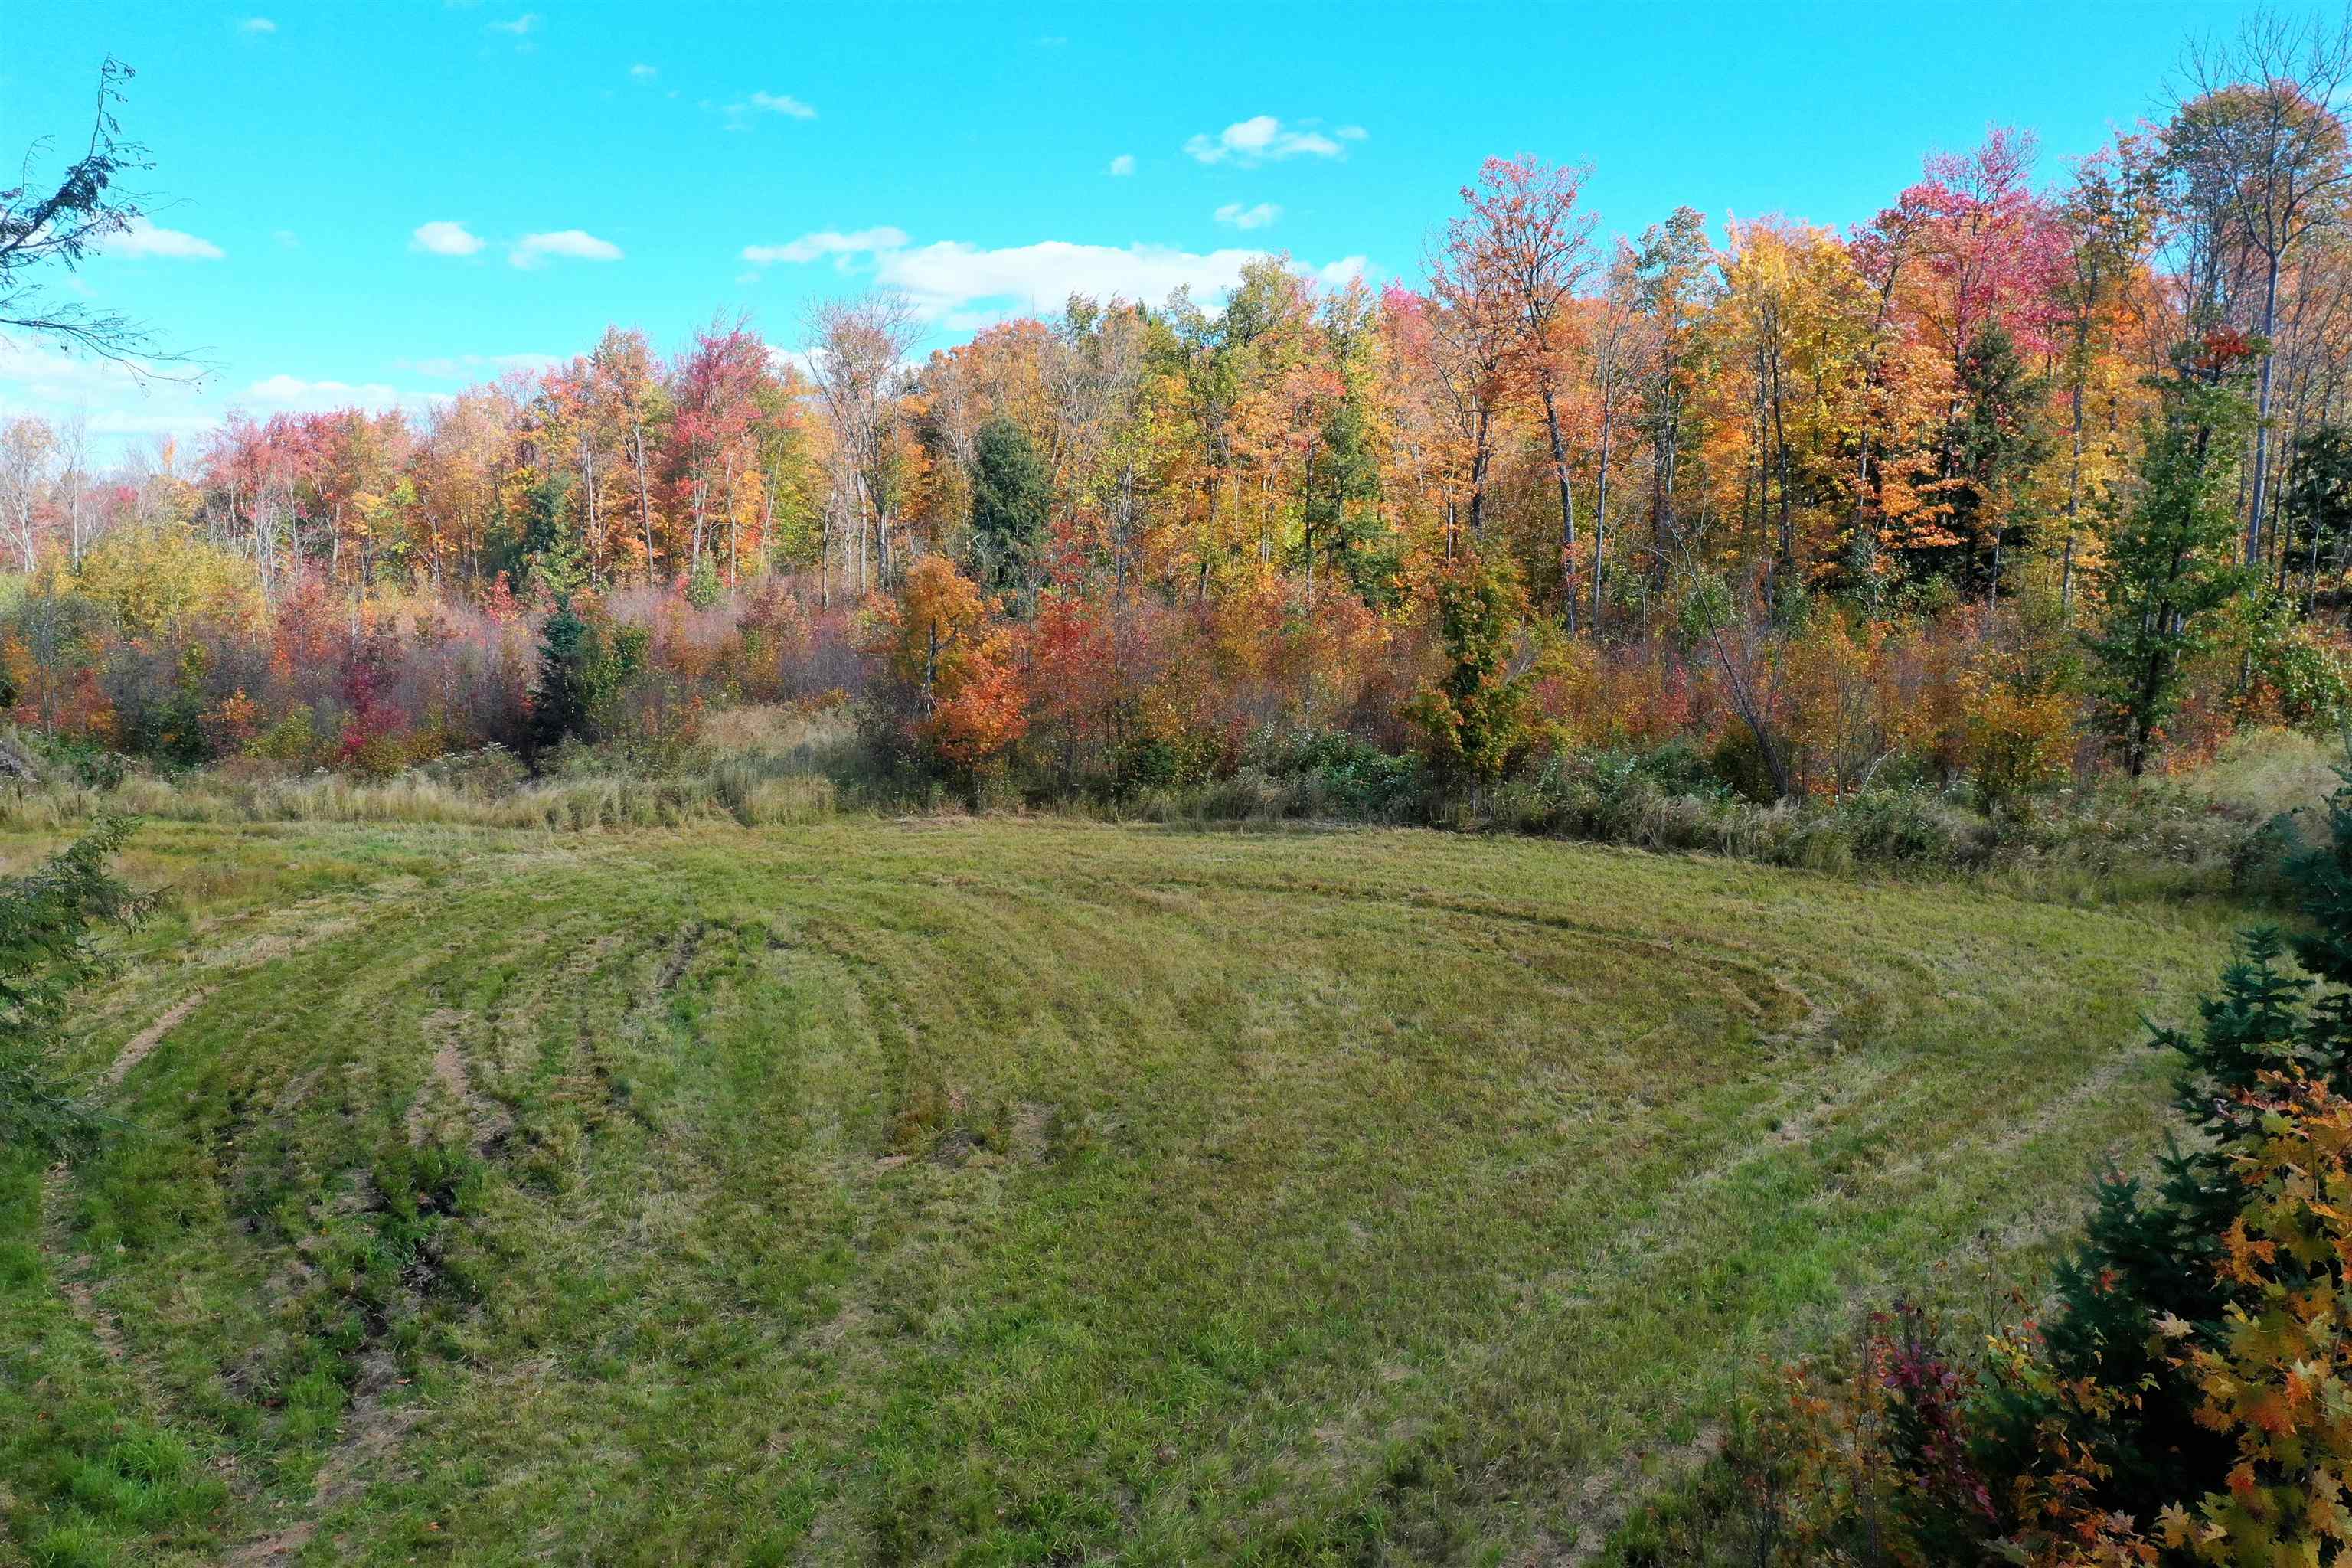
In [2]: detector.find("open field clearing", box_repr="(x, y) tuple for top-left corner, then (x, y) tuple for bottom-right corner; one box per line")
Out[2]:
(1, 819), (2239, 1565)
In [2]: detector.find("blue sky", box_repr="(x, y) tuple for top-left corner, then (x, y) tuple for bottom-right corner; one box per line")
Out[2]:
(0, 0), (2305, 456)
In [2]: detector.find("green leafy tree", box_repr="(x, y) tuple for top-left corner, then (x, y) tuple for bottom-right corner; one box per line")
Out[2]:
(524, 604), (642, 765)
(1408, 558), (1534, 790)
(684, 550), (724, 609)
(968, 416), (1050, 608)
(2, 815), (150, 1155)
(1304, 390), (1389, 604)
(2085, 371), (2252, 777)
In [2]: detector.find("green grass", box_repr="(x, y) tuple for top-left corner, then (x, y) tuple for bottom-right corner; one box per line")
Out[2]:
(0, 816), (2241, 1564)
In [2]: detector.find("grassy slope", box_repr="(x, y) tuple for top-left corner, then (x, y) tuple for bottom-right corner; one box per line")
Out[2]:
(0, 818), (2237, 1566)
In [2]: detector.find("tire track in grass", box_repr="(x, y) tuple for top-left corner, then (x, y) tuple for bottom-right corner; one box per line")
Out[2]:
(1339, 1007), (2179, 1563)
(104, 988), (214, 1085)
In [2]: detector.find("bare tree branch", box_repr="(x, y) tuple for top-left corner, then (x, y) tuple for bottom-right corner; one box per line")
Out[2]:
(0, 57), (206, 382)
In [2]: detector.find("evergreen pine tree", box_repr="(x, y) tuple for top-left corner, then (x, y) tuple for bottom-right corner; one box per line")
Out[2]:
(968, 416), (1049, 607)
(1981, 756), (2352, 1523)
(2284, 423), (2352, 604)
(2084, 371), (2252, 776)
(521, 475), (586, 604)
(1, 816), (150, 1155)
(1949, 322), (2051, 600)
(526, 600), (598, 763)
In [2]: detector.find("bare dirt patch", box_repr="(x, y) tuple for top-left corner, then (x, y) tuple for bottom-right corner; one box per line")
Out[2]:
(403, 1008), (513, 1154)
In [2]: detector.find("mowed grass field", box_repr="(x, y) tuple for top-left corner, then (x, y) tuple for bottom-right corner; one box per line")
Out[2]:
(0, 817), (2239, 1566)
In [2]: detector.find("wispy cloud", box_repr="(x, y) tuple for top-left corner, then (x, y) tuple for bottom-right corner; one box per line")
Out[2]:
(238, 17), (276, 34)
(1214, 201), (1281, 230)
(1184, 116), (1350, 166)
(727, 89), (817, 126)
(486, 11), (538, 34)
(247, 374), (403, 408)
(411, 220), (485, 257)
(741, 227), (910, 266)
(104, 217), (225, 260)
(509, 229), (622, 267)
(740, 227), (1365, 326)
(1107, 154), (1135, 177)
(629, 62), (658, 79)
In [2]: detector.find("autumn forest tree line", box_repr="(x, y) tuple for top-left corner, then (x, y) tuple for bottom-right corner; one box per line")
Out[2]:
(11, 17), (2352, 825)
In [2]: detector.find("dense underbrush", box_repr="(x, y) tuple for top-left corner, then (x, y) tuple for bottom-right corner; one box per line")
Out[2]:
(2, 708), (2331, 905)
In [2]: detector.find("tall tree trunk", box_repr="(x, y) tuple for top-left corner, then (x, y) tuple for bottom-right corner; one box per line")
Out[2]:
(2249, 252), (2282, 564)
(1591, 394), (1614, 634)
(2062, 375), (2085, 614)
(1468, 407), (1492, 544)
(818, 496), (833, 610)
(1769, 347), (1794, 601)
(691, 449), (709, 564)
(723, 449), (740, 585)
(1540, 381), (1576, 629)
(581, 441), (601, 591)
(1650, 384), (1678, 563)
(632, 419), (655, 585)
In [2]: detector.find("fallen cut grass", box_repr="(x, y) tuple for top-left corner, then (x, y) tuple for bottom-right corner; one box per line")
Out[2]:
(2, 816), (2238, 1564)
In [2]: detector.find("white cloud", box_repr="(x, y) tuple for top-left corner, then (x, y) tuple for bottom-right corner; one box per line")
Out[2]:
(1337, 125), (1368, 142)
(411, 220), (485, 257)
(509, 229), (622, 267)
(740, 227), (910, 266)
(1183, 116), (1346, 166)
(1316, 256), (1370, 289)
(487, 12), (537, 33)
(769, 344), (827, 382)
(245, 374), (403, 409)
(239, 16), (276, 33)
(89, 409), (223, 440)
(0, 354), (213, 440)
(741, 90), (817, 120)
(0, 338), (150, 401)
(1107, 154), (1135, 176)
(104, 217), (225, 260)
(732, 227), (1361, 322)
(629, 63), (658, 79)
(272, 229), (301, 249)
(1214, 201), (1281, 230)
(0, 340), (459, 457)
(1, 341), (397, 448)
(879, 239), (1278, 320)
